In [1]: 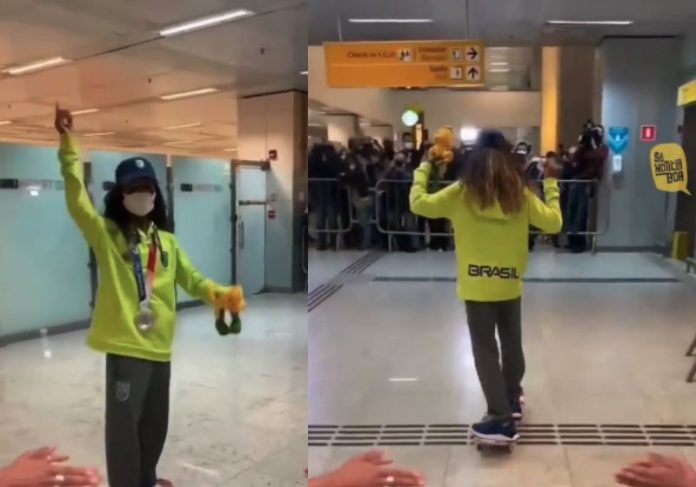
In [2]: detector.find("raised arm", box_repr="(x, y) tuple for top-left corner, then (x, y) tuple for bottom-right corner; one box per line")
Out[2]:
(409, 162), (461, 219)
(56, 105), (106, 248)
(527, 179), (562, 234)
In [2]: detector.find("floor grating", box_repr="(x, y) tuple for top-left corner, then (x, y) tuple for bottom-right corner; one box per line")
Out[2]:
(308, 424), (696, 447)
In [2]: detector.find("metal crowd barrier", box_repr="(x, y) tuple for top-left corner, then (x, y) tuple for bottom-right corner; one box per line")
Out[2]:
(309, 177), (610, 254)
(373, 178), (610, 253)
(308, 178), (354, 234)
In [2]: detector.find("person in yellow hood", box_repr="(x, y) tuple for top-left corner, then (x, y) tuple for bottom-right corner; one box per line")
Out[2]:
(54, 105), (235, 487)
(410, 129), (562, 444)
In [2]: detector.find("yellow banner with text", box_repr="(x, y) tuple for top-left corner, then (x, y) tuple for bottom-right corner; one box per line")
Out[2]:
(324, 41), (485, 89)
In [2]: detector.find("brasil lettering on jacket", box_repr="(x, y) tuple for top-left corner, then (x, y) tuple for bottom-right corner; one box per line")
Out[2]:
(468, 264), (520, 279)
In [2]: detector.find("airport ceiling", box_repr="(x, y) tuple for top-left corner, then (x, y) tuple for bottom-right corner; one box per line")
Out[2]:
(0, 0), (307, 158)
(309, 0), (696, 46)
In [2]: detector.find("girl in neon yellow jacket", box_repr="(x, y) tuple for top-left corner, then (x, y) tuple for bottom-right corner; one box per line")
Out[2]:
(55, 105), (236, 487)
(410, 129), (562, 445)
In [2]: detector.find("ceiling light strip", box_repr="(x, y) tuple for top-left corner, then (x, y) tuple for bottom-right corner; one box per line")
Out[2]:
(159, 9), (254, 37)
(348, 18), (434, 24)
(546, 20), (634, 26)
(160, 88), (219, 101)
(1, 56), (72, 75)
(163, 122), (202, 130)
(83, 131), (115, 137)
(72, 108), (100, 116)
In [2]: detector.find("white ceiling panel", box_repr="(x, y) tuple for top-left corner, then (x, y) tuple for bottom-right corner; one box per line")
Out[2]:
(0, 0), (306, 158)
(310, 0), (696, 45)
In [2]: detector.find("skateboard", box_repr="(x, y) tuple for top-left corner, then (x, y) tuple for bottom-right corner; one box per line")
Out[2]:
(473, 436), (517, 453)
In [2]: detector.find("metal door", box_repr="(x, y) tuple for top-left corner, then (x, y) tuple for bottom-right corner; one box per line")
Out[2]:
(235, 166), (266, 295)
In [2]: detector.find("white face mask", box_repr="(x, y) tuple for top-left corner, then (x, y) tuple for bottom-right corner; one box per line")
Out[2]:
(404, 142), (414, 150)
(123, 192), (155, 217)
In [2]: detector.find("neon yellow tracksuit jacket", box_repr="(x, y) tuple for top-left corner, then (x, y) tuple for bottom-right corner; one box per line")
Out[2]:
(59, 135), (219, 362)
(410, 162), (562, 302)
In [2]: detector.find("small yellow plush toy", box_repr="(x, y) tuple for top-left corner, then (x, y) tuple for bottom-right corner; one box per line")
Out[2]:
(208, 285), (246, 336)
(428, 126), (455, 182)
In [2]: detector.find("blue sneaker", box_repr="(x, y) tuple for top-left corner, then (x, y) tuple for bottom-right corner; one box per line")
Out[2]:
(472, 416), (519, 443)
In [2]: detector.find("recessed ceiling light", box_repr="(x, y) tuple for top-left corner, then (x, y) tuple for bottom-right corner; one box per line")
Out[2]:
(1, 56), (71, 75)
(0, 120), (12, 126)
(490, 62), (509, 67)
(388, 377), (419, 382)
(163, 122), (202, 130)
(546, 20), (634, 26)
(489, 68), (511, 73)
(159, 88), (219, 101)
(349, 18), (434, 24)
(83, 131), (115, 137)
(159, 9), (254, 37)
(300, 70), (308, 75)
(72, 108), (99, 116)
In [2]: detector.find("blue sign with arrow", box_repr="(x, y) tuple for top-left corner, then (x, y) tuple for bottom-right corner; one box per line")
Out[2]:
(608, 127), (630, 155)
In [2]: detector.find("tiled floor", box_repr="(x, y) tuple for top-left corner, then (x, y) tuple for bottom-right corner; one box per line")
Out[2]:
(308, 249), (696, 486)
(0, 294), (306, 487)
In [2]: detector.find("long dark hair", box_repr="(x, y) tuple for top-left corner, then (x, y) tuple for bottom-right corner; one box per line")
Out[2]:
(104, 185), (172, 236)
(461, 131), (525, 215)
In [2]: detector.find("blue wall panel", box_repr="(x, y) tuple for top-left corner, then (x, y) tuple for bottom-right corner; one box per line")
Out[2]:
(172, 157), (232, 303)
(0, 143), (91, 335)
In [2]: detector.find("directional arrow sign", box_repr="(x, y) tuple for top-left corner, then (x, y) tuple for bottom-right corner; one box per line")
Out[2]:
(467, 66), (480, 81)
(467, 47), (479, 61)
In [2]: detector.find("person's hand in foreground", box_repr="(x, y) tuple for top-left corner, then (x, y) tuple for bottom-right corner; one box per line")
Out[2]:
(309, 450), (425, 487)
(0, 447), (102, 487)
(616, 453), (696, 487)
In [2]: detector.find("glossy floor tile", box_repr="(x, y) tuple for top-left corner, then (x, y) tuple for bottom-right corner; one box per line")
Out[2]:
(309, 250), (696, 486)
(0, 294), (306, 487)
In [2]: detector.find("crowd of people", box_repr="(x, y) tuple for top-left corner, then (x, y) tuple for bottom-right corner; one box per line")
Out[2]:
(308, 121), (608, 254)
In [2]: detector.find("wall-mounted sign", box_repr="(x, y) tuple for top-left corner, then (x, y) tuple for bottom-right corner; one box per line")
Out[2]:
(678, 79), (696, 107)
(641, 125), (657, 142)
(608, 127), (629, 155)
(0, 179), (63, 190)
(324, 40), (485, 88)
(179, 183), (223, 193)
(650, 143), (690, 195)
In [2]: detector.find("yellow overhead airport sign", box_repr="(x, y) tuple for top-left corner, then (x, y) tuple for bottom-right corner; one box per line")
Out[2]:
(324, 41), (485, 89)
(678, 79), (696, 107)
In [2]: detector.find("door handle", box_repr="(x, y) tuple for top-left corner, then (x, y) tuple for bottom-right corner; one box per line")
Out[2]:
(238, 220), (245, 250)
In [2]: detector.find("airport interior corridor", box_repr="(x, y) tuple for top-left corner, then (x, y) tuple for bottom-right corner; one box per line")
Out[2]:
(308, 250), (696, 486)
(0, 295), (307, 487)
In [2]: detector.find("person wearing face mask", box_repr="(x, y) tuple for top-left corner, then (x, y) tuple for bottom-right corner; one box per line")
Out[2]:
(54, 105), (237, 487)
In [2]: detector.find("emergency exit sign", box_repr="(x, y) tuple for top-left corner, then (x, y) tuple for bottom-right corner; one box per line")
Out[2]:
(641, 125), (657, 142)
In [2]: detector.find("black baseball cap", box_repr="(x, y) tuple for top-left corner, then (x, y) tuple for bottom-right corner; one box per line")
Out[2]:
(115, 157), (158, 188)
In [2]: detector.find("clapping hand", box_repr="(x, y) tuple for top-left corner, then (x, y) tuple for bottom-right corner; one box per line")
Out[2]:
(1, 447), (102, 486)
(324, 450), (425, 487)
(616, 453), (696, 487)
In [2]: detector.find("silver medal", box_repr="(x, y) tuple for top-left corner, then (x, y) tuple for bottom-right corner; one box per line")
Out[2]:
(136, 306), (155, 332)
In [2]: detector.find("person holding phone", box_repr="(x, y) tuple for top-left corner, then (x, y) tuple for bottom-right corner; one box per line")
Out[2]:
(54, 105), (241, 487)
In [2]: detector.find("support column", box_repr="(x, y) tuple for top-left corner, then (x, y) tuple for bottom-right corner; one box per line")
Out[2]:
(238, 90), (307, 292)
(541, 47), (560, 154)
(326, 114), (359, 145)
